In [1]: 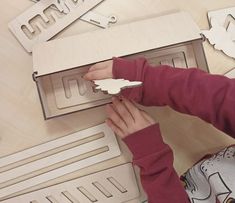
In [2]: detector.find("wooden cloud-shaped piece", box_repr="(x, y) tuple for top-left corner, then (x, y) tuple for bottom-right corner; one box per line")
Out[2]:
(94, 79), (142, 95)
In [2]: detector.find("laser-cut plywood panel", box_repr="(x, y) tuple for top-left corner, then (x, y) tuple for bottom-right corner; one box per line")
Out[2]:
(2, 163), (139, 203)
(132, 44), (198, 68)
(33, 12), (203, 76)
(51, 67), (110, 109)
(208, 7), (235, 41)
(8, 0), (104, 52)
(0, 123), (120, 200)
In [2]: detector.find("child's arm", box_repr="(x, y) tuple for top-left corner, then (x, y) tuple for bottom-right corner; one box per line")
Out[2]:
(106, 97), (190, 203)
(112, 57), (235, 138)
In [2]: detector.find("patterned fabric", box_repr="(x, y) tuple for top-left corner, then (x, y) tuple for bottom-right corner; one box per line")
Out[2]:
(181, 146), (235, 203)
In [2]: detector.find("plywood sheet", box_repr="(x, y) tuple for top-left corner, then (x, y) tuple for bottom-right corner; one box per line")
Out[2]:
(33, 11), (202, 76)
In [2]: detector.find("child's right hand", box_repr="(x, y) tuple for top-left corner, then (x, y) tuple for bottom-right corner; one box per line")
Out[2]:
(83, 60), (113, 80)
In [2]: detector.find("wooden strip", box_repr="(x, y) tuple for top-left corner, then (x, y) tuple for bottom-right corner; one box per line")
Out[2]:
(0, 123), (120, 199)
(0, 124), (110, 168)
(1, 163), (139, 203)
(8, 0), (104, 52)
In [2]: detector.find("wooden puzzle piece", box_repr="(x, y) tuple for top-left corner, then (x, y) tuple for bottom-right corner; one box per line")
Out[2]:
(0, 123), (120, 200)
(202, 18), (235, 59)
(1, 163), (139, 203)
(51, 67), (110, 109)
(94, 79), (142, 95)
(8, 0), (104, 52)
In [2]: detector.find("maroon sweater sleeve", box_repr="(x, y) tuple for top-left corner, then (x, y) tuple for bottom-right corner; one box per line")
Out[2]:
(123, 124), (190, 203)
(113, 57), (235, 138)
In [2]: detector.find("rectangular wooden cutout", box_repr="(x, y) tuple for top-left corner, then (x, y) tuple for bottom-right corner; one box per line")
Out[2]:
(8, 0), (104, 52)
(0, 123), (120, 200)
(1, 163), (139, 203)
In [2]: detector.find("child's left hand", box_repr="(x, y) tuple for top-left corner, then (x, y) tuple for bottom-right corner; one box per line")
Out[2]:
(106, 97), (156, 139)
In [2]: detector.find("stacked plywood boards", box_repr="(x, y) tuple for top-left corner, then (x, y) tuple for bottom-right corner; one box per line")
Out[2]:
(0, 123), (121, 201)
(32, 11), (209, 119)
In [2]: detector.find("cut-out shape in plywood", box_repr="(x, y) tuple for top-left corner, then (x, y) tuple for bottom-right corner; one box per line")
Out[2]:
(224, 68), (235, 78)
(202, 18), (235, 59)
(94, 79), (142, 95)
(203, 7), (235, 59)
(1, 163), (139, 203)
(30, 0), (117, 29)
(51, 67), (110, 109)
(0, 123), (120, 200)
(8, 0), (104, 52)
(208, 7), (235, 41)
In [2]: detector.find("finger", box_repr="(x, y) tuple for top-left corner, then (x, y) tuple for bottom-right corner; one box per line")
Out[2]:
(84, 69), (112, 80)
(122, 97), (141, 119)
(140, 110), (156, 124)
(112, 97), (134, 126)
(105, 104), (128, 131)
(105, 119), (126, 138)
(89, 61), (111, 71)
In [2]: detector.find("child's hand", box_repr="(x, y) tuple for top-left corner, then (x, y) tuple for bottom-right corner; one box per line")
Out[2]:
(83, 60), (113, 80)
(106, 97), (155, 139)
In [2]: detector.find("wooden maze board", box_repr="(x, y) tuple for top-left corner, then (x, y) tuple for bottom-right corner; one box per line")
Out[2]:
(8, 0), (104, 52)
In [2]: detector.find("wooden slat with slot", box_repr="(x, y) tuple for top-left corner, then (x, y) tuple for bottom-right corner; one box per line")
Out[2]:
(0, 123), (120, 200)
(1, 163), (139, 203)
